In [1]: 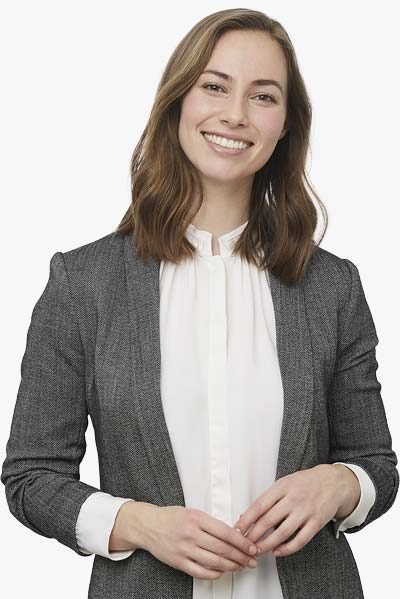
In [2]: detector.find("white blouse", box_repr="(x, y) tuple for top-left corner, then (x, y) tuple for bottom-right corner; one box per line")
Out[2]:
(76, 221), (376, 598)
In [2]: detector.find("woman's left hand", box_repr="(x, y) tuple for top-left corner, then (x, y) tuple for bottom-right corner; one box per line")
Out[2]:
(233, 464), (348, 558)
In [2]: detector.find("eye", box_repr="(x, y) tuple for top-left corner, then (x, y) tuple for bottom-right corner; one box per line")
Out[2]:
(202, 83), (224, 93)
(202, 84), (276, 104)
(254, 93), (276, 104)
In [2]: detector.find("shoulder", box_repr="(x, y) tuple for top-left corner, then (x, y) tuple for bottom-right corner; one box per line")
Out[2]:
(53, 231), (127, 302)
(308, 245), (356, 281)
(60, 230), (125, 272)
(303, 245), (361, 310)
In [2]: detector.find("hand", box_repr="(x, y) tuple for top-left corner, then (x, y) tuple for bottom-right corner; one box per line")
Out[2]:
(233, 464), (351, 558)
(141, 506), (260, 580)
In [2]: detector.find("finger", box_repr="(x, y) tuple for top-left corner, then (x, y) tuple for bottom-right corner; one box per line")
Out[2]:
(256, 514), (304, 555)
(234, 483), (284, 535)
(192, 545), (246, 573)
(272, 519), (318, 557)
(243, 501), (288, 545)
(197, 529), (257, 569)
(182, 558), (224, 580)
(203, 516), (258, 557)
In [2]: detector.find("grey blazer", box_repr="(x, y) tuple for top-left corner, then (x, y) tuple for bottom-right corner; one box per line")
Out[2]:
(2, 230), (398, 598)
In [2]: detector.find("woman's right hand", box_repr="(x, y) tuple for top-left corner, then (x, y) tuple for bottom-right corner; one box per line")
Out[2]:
(140, 505), (259, 580)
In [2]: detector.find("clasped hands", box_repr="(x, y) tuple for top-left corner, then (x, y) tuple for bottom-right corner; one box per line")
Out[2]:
(232, 464), (360, 559)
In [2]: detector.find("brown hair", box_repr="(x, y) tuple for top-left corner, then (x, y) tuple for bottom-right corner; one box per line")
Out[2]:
(116, 8), (328, 284)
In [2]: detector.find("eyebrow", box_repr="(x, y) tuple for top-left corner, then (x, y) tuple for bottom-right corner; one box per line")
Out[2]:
(201, 69), (284, 96)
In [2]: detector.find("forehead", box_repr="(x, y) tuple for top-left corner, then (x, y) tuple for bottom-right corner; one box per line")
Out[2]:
(205, 30), (287, 93)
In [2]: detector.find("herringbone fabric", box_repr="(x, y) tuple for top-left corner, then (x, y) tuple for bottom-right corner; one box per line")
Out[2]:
(2, 230), (398, 598)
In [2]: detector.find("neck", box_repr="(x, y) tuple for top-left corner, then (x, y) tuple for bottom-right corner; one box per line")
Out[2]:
(190, 176), (252, 237)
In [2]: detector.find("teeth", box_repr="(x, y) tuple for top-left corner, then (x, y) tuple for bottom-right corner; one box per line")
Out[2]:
(203, 132), (250, 150)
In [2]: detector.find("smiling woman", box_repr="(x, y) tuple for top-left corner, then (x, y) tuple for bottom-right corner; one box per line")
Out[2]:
(1, 6), (398, 599)
(117, 9), (325, 283)
(177, 29), (288, 214)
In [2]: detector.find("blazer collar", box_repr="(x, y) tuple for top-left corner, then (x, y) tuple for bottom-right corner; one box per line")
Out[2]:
(123, 232), (314, 507)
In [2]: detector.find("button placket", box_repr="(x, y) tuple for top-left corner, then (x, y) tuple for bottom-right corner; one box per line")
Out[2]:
(207, 257), (233, 598)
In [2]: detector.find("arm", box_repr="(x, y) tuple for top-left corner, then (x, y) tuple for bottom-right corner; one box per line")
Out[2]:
(331, 462), (376, 538)
(327, 258), (399, 534)
(1, 252), (101, 556)
(76, 492), (136, 560)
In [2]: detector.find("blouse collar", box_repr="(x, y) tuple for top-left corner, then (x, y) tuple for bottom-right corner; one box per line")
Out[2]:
(185, 220), (248, 258)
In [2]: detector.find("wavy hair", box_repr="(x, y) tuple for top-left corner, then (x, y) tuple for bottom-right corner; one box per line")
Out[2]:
(116, 8), (328, 284)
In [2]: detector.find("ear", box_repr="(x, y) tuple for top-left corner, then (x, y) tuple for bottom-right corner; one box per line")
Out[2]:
(278, 127), (287, 140)
(278, 118), (288, 140)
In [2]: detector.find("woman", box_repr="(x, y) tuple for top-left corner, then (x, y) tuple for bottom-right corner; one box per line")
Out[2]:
(2, 8), (398, 599)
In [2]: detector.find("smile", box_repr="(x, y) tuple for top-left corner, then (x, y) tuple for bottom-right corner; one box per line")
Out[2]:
(201, 132), (253, 156)
(201, 131), (251, 150)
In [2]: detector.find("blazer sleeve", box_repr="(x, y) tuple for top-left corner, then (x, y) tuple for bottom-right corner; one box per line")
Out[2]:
(1, 252), (101, 556)
(76, 491), (136, 560)
(331, 462), (376, 538)
(327, 257), (399, 534)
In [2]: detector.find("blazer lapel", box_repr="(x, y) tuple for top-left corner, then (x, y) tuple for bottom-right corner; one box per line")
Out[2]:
(124, 233), (186, 508)
(268, 271), (315, 481)
(123, 233), (314, 507)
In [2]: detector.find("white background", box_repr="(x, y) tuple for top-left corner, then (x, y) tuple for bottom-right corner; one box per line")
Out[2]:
(1, 1), (398, 597)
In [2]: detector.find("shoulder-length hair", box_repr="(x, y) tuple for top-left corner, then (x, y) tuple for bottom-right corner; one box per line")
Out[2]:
(116, 8), (328, 284)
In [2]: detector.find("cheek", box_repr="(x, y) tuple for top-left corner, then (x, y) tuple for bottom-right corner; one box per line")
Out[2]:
(180, 92), (214, 127)
(256, 112), (285, 143)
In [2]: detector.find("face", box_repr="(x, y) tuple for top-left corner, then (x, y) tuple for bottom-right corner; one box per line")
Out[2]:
(178, 29), (288, 187)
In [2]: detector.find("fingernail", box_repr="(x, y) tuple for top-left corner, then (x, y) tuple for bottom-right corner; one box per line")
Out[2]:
(235, 528), (242, 533)
(248, 559), (258, 568)
(248, 545), (257, 554)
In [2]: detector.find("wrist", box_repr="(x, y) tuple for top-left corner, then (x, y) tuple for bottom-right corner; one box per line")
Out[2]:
(331, 464), (361, 520)
(109, 501), (158, 552)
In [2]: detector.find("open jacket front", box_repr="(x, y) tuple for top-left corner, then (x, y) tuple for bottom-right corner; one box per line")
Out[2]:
(1, 230), (398, 598)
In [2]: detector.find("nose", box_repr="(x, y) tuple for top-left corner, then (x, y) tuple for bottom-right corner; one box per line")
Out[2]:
(219, 95), (249, 128)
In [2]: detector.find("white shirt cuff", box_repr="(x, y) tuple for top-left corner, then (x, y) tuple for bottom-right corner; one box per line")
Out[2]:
(75, 491), (136, 560)
(331, 462), (376, 539)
